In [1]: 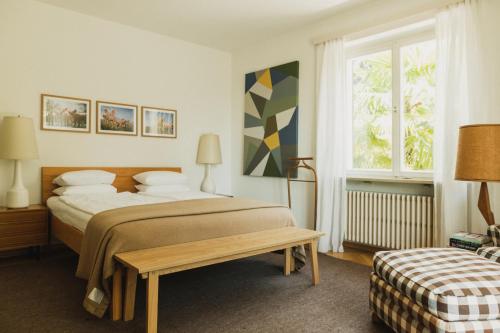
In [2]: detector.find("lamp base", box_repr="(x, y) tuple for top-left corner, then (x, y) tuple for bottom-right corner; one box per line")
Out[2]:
(200, 164), (216, 194)
(5, 160), (30, 209)
(6, 188), (29, 209)
(478, 182), (495, 226)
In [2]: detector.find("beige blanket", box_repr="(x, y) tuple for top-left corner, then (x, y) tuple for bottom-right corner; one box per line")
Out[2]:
(76, 197), (305, 317)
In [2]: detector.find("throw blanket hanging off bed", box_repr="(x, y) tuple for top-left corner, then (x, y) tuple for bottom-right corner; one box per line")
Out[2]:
(76, 197), (306, 317)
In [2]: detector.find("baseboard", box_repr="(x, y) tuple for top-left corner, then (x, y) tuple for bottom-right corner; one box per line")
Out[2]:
(343, 241), (390, 253)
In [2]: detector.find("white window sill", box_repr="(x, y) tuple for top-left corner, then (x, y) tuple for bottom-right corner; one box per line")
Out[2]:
(347, 175), (433, 185)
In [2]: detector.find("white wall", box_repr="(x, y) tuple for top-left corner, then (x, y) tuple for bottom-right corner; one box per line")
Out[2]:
(0, 0), (232, 205)
(230, 0), (477, 230)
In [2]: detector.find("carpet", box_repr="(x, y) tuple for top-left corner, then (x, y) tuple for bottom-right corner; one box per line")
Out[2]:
(0, 251), (391, 333)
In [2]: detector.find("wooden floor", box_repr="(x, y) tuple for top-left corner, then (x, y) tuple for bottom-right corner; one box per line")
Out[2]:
(326, 248), (374, 267)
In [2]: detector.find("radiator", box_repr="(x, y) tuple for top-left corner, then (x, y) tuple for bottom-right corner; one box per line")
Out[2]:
(345, 191), (433, 249)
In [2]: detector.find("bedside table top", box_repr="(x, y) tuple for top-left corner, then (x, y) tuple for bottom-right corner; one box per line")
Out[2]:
(0, 204), (47, 213)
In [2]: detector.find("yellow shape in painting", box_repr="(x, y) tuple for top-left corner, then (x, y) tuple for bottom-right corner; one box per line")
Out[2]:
(258, 69), (273, 89)
(264, 132), (280, 151)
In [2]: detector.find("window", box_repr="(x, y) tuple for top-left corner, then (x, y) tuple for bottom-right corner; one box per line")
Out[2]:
(347, 25), (436, 178)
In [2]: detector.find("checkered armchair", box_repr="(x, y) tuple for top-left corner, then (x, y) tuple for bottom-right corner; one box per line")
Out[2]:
(476, 247), (500, 264)
(488, 225), (500, 246)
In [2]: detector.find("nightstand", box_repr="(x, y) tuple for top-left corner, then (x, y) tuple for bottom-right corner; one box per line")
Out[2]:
(0, 205), (48, 257)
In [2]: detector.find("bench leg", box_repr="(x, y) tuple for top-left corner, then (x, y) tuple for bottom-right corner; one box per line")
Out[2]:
(284, 247), (291, 276)
(124, 268), (138, 321)
(309, 239), (320, 286)
(290, 249), (296, 272)
(147, 271), (159, 333)
(112, 264), (123, 321)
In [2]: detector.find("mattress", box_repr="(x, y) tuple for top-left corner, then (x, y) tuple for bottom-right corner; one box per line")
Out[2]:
(47, 196), (92, 231)
(47, 191), (220, 232)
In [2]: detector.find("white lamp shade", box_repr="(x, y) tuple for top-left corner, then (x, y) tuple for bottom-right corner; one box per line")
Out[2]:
(196, 133), (222, 164)
(0, 116), (39, 160)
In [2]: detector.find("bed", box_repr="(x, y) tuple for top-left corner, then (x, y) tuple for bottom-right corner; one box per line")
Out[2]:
(42, 166), (306, 320)
(43, 166), (183, 254)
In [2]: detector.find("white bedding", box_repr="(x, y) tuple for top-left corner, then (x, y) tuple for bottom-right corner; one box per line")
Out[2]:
(47, 196), (93, 232)
(137, 190), (218, 201)
(47, 191), (220, 232)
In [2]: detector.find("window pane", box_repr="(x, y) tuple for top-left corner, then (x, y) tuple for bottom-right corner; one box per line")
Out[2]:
(401, 40), (435, 171)
(351, 50), (392, 170)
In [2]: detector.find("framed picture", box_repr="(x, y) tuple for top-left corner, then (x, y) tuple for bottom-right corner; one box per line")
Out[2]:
(40, 94), (91, 133)
(141, 106), (177, 138)
(96, 101), (138, 136)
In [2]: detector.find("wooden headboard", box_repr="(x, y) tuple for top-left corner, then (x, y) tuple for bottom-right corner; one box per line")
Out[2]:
(41, 166), (182, 204)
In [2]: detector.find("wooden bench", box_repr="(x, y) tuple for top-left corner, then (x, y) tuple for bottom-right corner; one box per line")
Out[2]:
(112, 227), (324, 333)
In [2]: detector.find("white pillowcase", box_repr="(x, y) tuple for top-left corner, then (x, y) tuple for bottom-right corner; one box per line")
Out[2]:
(135, 184), (190, 193)
(133, 171), (187, 185)
(53, 170), (116, 186)
(53, 184), (118, 196)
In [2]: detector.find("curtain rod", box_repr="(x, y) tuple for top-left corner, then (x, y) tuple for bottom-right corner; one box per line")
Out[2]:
(312, 8), (439, 45)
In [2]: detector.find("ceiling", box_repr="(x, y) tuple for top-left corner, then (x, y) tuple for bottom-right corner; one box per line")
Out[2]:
(37, 0), (366, 51)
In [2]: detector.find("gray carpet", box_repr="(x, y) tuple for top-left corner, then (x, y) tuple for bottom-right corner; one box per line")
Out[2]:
(0, 251), (391, 333)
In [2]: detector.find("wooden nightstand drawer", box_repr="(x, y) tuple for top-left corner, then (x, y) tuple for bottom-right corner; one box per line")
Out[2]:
(0, 234), (48, 250)
(0, 210), (47, 224)
(0, 221), (47, 236)
(0, 205), (49, 252)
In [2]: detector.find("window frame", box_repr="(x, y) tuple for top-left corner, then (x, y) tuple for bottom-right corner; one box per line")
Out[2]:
(345, 26), (436, 180)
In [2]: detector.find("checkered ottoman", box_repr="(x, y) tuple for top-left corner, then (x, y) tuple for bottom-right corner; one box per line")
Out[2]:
(369, 248), (500, 333)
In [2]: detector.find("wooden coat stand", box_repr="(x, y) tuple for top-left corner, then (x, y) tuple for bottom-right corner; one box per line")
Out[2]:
(287, 157), (318, 230)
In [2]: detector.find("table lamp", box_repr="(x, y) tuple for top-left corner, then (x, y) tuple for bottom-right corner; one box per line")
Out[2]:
(196, 133), (221, 193)
(0, 116), (39, 208)
(455, 124), (500, 225)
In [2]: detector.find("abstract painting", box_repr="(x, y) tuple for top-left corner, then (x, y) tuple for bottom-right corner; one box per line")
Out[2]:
(41, 94), (91, 133)
(96, 101), (138, 136)
(243, 61), (298, 177)
(142, 106), (177, 138)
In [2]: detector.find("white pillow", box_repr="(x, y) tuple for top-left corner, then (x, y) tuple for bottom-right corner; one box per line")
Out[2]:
(53, 170), (116, 186)
(133, 171), (187, 185)
(135, 184), (190, 193)
(53, 184), (118, 196)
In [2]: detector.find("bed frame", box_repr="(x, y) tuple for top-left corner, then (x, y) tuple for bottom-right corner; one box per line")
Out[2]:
(42, 166), (182, 254)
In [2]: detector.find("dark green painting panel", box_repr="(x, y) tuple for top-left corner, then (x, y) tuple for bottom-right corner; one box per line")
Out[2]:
(272, 62), (299, 78)
(243, 61), (299, 178)
(244, 113), (261, 128)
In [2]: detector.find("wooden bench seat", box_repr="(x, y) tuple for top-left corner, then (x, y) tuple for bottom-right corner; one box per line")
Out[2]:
(113, 227), (324, 333)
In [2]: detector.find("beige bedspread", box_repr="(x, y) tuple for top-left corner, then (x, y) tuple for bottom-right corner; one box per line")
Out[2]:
(75, 197), (305, 317)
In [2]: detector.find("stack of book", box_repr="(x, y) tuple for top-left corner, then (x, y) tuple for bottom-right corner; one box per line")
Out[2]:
(449, 232), (492, 251)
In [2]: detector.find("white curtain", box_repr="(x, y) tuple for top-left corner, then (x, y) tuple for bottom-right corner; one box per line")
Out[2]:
(434, 0), (486, 245)
(315, 38), (347, 253)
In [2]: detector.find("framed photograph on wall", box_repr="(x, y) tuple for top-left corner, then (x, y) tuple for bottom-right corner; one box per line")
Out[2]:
(40, 94), (91, 133)
(96, 101), (138, 136)
(141, 106), (177, 138)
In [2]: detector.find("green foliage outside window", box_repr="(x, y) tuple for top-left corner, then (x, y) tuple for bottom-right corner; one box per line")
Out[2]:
(351, 40), (435, 171)
(401, 41), (435, 171)
(352, 50), (392, 169)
